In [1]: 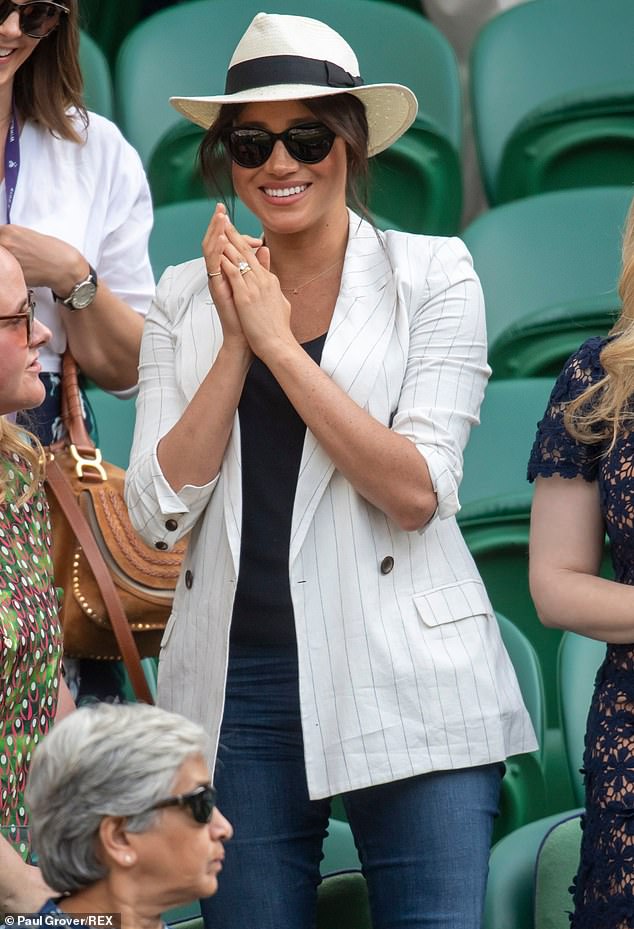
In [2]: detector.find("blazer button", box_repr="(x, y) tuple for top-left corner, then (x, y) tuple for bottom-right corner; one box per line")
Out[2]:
(165, 518), (178, 531)
(155, 541), (168, 551)
(380, 556), (394, 575)
(185, 570), (193, 589)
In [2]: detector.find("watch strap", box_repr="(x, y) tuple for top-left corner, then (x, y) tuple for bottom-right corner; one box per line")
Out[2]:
(52, 264), (98, 308)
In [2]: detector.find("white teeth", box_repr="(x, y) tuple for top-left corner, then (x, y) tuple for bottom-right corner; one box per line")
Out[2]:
(0, 49), (14, 58)
(263, 185), (307, 198)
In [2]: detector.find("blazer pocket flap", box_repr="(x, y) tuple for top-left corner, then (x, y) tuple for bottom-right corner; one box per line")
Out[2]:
(413, 580), (491, 628)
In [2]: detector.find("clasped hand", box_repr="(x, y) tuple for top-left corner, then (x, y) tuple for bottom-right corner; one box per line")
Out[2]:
(203, 203), (294, 362)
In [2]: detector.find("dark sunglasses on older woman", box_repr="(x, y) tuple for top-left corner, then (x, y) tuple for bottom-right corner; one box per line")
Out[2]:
(222, 122), (336, 168)
(0, 290), (35, 344)
(141, 784), (218, 825)
(0, 1), (69, 38)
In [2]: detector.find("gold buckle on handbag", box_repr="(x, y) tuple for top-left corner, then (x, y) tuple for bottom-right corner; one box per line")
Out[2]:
(70, 444), (108, 481)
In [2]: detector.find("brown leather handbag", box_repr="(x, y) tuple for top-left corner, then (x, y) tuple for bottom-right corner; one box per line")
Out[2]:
(44, 351), (187, 703)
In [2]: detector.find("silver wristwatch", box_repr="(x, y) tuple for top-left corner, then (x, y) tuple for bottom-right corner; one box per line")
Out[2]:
(53, 265), (98, 310)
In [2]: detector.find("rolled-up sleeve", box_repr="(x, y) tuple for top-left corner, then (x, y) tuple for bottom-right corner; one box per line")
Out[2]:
(393, 236), (490, 523)
(124, 266), (219, 549)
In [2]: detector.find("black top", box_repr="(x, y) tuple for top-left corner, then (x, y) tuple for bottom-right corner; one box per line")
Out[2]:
(230, 332), (327, 647)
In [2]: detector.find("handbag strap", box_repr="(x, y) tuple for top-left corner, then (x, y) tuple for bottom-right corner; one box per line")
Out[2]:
(45, 349), (154, 705)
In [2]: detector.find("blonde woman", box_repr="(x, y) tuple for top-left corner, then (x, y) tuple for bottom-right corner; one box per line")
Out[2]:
(529, 195), (634, 928)
(0, 246), (71, 913)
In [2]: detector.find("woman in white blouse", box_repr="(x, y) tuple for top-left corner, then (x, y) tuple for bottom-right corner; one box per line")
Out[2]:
(0, 0), (154, 444)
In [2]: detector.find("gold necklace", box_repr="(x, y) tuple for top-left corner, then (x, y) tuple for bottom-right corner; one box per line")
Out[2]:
(279, 256), (343, 296)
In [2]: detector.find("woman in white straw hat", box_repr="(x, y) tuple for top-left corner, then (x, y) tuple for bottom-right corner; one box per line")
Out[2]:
(126, 11), (535, 929)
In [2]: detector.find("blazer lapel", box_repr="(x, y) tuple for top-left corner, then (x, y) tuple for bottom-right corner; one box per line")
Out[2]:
(289, 212), (397, 565)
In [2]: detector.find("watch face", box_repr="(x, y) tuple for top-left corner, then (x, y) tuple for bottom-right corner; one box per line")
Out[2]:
(69, 280), (97, 309)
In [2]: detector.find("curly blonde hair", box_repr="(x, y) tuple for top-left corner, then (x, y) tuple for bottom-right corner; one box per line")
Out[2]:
(0, 418), (45, 505)
(564, 196), (634, 449)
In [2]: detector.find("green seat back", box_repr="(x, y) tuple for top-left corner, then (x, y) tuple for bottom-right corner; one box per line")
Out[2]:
(557, 632), (606, 807)
(79, 30), (114, 119)
(471, 0), (634, 203)
(83, 383), (136, 470)
(497, 94), (634, 204)
(460, 378), (554, 507)
(80, 0), (144, 65)
(116, 0), (460, 165)
(483, 810), (582, 929)
(322, 818), (361, 875)
(493, 613), (547, 843)
(462, 187), (631, 379)
(149, 198), (262, 281)
(496, 613), (545, 761)
(534, 814), (582, 929)
(317, 871), (372, 929)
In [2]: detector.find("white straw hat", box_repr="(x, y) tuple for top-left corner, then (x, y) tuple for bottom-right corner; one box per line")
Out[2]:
(170, 12), (419, 157)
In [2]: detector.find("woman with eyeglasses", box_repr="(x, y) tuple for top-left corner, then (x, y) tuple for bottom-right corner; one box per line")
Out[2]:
(24, 702), (232, 927)
(0, 0), (154, 702)
(126, 13), (535, 929)
(0, 244), (75, 913)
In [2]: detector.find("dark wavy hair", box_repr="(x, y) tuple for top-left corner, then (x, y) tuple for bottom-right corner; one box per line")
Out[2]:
(14, 0), (86, 142)
(198, 92), (370, 218)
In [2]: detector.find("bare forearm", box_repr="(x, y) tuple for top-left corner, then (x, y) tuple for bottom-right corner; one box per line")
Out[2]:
(158, 342), (252, 491)
(267, 340), (436, 530)
(530, 567), (634, 642)
(62, 283), (144, 389)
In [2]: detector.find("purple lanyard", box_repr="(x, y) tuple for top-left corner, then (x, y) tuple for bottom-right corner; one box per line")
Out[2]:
(5, 98), (19, 224)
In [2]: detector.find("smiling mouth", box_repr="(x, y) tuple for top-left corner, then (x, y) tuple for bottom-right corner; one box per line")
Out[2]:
(0, 49), (16, 59)
(262, 185), (308, 198)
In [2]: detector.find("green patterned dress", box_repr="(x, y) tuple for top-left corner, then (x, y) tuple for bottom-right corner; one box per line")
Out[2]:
(0, 453), (62, 860)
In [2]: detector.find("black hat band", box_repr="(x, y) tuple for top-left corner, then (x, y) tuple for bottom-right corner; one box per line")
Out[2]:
(225, 55), (364, 94)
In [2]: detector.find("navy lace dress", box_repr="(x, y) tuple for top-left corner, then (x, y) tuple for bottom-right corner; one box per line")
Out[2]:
(528, 336), (634, 929)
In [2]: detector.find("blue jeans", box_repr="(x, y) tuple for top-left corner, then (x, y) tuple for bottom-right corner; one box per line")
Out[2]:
(202, 646), (502, 929)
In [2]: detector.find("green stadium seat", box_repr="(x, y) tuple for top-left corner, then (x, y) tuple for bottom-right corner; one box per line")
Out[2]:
(471, 0), (634, 204)
(79, 30), (114, 119)
(149, 198), (262, 280)
(492, 613), (547, 843)
(483, 810), (582, 929)
(557, 632), (606, 807)
(116, 0), (462, 234)
(458, 377), (610, 814)
(83, 381), (136, 471)
(79, 0), (144, 66)
(317, 872), (371, 929)
(462, 187), (632, 379)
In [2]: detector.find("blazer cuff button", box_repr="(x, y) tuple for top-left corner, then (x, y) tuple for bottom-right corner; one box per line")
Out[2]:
(380, 556), (394, 574)
(155, 540), (168, 551)
(185, 570), (193, 589)
(165, 518), (178, 531)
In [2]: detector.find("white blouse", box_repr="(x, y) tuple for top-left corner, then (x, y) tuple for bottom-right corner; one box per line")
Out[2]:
(1, 110), (155, 374)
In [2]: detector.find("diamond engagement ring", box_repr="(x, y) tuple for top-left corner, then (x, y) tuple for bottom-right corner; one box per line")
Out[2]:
(238, 260), (252, 274)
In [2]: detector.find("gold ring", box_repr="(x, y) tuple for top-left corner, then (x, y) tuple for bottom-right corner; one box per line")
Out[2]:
(207, 270), (222, 278)
(238, 261), (252, 274)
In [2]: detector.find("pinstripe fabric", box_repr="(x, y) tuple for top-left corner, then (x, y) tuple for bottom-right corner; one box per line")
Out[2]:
(125, 211), (536, 799)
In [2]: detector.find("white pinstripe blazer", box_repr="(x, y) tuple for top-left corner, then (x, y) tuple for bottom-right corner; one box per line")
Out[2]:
(125, 211), (536, 799)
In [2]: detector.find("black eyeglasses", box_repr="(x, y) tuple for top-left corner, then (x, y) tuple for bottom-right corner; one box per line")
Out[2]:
(0, 290), (35, 345)
(222, 122), (336, 168)
(0, 1), (69, 38)
(140, 784), (217, 825)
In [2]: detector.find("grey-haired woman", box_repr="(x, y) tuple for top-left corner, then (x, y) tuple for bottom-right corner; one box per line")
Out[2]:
(24, 703), (232, 927)
(126, 12), (535, 929)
